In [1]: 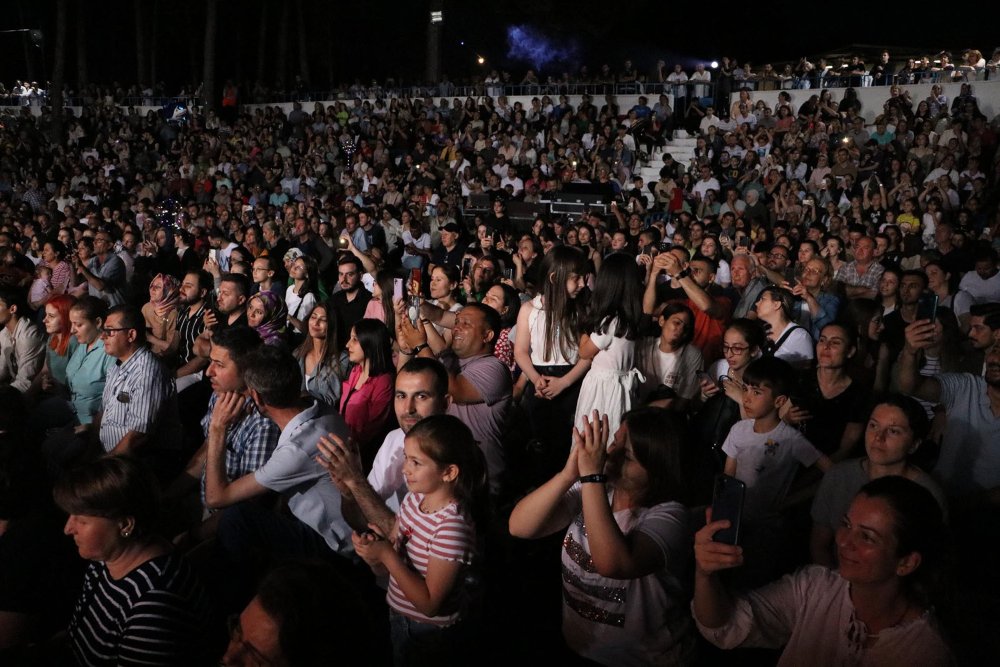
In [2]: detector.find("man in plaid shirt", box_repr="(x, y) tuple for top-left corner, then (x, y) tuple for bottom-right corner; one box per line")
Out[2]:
(170, 325), (279, 542)
(833, 235), (884, 300)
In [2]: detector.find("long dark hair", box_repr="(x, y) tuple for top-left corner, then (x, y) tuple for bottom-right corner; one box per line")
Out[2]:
(407, 415), (489, 530)
(294, 301), (344, 377)
(584, 252), (643, 340)
(353, 318), (394, 377)
(539, 245), (588, 361)
(617, 407), (689, 507)
(293, 255), (320, 299)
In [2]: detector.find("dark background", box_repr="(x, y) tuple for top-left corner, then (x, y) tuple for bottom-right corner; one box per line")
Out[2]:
(0, 0), (994, 91)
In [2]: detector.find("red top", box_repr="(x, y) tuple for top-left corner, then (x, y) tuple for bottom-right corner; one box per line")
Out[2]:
(339, 365), (395, 449)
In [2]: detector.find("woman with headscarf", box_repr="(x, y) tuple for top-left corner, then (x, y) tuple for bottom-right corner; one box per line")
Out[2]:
(141, 273), (180, 358)
(246, 290), (289, 348)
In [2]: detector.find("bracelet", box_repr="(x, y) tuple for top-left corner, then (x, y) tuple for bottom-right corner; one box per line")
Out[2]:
(579, 474), (608, 484)
(411, 343), (429, 355)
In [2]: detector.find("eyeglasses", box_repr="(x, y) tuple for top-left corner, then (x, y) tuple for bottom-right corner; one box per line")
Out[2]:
(100, 327), (133, 337)
(226, 614), (278, 667)
(802, 266), (826, 275)
(722, 344), (750, 354)
(768, 252), (789, 260)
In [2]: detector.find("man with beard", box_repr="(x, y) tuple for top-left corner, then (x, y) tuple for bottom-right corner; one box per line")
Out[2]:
(331, 255), (371, 346)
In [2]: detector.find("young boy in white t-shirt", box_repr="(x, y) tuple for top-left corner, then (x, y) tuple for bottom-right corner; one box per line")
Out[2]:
(721, 356), (832, 585)
(722, 357), (832, 524)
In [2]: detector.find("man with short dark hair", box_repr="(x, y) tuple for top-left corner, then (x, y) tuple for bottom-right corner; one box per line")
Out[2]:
(171, 326), (278, 544)
(207, 346), (354, 596)
(97, 305), (180, 477)
(0, 287), (44, 393)
(331, 255), (371, 346)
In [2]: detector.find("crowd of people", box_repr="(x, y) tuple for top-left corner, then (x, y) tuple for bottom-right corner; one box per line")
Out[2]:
(0, 59), (998, 665)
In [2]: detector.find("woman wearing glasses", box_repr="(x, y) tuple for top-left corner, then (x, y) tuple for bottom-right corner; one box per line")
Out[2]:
(695, 319), (767, 467)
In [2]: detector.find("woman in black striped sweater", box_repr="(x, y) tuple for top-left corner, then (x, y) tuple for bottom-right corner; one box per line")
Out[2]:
(54, 455), (212, 666)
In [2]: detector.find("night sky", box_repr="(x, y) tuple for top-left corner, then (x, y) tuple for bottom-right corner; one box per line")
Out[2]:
(0, 0), (995, 92)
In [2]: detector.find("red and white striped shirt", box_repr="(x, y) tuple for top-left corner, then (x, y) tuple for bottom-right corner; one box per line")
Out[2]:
(387, 492), (475, 626)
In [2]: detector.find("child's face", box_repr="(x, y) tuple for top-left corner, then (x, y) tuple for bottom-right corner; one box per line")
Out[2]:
(402, 436), (453, 495)
(36, 266), (52, 280)
(742, 383), (783, 420)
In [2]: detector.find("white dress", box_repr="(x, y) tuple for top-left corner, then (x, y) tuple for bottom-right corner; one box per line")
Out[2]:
(574, 318), (644, 440)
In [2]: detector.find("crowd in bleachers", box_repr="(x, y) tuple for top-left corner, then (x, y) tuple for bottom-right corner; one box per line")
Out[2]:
(1, 50), (1000, 665)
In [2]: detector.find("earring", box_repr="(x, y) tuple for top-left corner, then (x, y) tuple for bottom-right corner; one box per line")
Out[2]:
(121, 528), (131, 538)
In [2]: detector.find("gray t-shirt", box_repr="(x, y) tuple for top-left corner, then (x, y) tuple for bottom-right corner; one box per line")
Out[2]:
(936, 373), (1000, 495)
(811, 458), (947, 532)
(444, 352), (512, 494)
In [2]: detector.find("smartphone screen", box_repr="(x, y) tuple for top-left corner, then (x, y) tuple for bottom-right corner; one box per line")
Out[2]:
(410, 267), (422, 294)
(916, 292), (939, 324)
(711, 474), (746, 546)
(208, 249), (218, 262)
(393, 277), (404, 301)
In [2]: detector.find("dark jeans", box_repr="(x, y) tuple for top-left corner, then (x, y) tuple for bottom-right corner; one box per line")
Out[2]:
(389, 612), (469, 667)
(521, 364), (583, 485)
(212, 498), (363, 613)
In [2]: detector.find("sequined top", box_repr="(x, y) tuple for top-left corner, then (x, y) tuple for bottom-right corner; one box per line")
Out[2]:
(560, 485), (693, 666)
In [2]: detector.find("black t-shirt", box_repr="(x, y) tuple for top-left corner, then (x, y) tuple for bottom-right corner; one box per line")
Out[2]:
(332, 287), (372, 346)
(793, 374), (872, 456)
(430, 244), (465, 271)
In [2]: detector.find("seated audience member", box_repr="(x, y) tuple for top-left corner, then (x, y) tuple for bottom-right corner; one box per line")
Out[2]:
(340, 318), (396, 463)
(53, 455), (213, 665)
(780, 322), (870, 460)
(97, 305), (182, 479)
(141, 273), (180, 358)
(245, 289), (288, 347)
(834, 235), (885, 300)
(694, 477), (954, 665)
(169, 326), (278, 544)
(220, 560), (376, 666)
(205, 346), (355, 607)
(510, 408), (697, 665)
(295, 300), (346, 406)
(645, 248), (731, 364)
(0, 286), (45, 393)
(636, 302), (704, 410)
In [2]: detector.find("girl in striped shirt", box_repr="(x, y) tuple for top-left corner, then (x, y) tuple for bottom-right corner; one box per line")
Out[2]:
(352, 414), (488, 666)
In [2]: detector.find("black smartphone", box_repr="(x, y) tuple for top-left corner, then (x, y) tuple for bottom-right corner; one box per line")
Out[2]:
(462, 257), (473, 278)
(658, 241), (673, 253)
(916, 291), (939, 324)
(710, 474), (746, 546)
(737, 236), (750, 248)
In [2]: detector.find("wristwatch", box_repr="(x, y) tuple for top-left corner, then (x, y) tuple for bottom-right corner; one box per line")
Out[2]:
(411, 343), (429, 355)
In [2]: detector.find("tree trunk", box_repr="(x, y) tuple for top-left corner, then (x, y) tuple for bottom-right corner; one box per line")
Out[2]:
(149, 0), (159, 85)
(256, 0), (268, 93)
(75, 0), (87, 89)
(275, 1), (289, 90)
(202, 0), (218, 111)
(295, 0), (310, 86)
(134, 0), (146, 85)
(51, 0), (68, 142)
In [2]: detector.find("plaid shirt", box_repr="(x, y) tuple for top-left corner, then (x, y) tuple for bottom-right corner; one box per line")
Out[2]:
(199, 393), (280, 503)
(834, 260), (884, 291)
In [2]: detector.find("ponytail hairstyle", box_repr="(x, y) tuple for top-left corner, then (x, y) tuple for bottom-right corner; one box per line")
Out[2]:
(406, 415), (489, 530)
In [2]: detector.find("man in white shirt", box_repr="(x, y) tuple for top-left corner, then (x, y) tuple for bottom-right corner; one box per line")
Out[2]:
(692, 165), (721, 201)
(959, 249), (1000, 305)
(500, 166), (525, 198)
